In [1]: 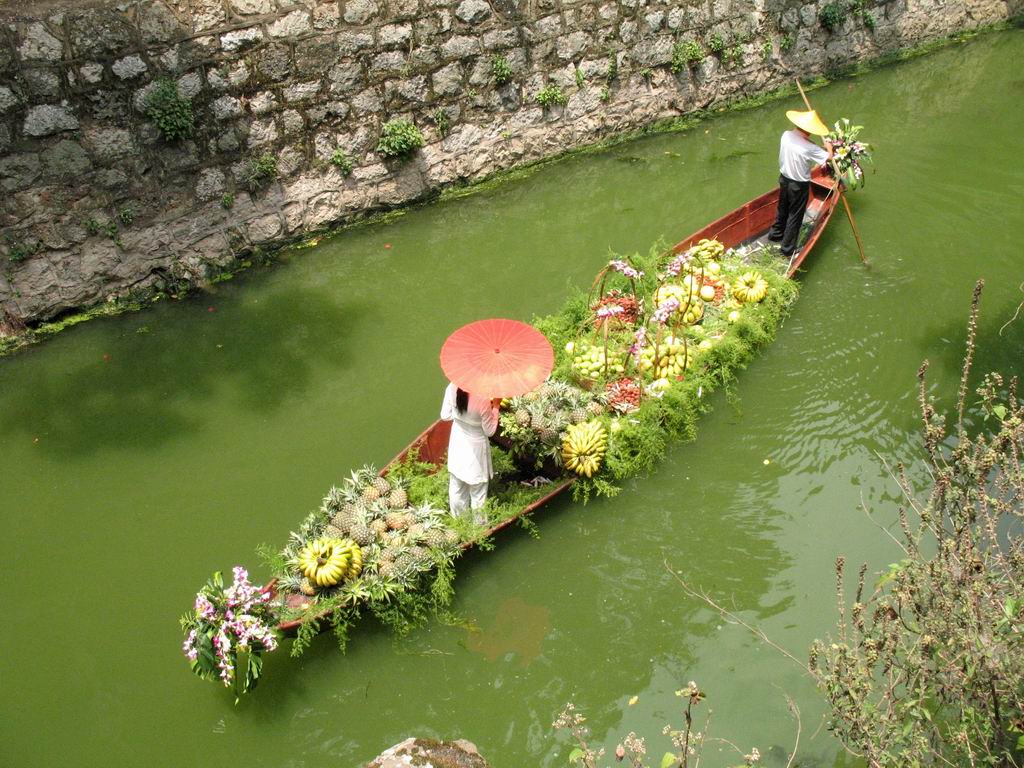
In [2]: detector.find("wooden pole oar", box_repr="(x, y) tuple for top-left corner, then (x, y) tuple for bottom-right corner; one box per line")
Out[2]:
(794, 78), (868, 265)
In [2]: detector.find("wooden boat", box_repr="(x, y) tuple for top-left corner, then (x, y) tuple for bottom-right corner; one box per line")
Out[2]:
(272, 169), (841, 632)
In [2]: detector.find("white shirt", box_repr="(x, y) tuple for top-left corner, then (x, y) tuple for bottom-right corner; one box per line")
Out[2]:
(440, 383), (499, 485)
(778, 130), (829, 182)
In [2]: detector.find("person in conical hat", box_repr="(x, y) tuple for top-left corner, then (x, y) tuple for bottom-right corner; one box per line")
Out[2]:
(767, 109), (833, 257)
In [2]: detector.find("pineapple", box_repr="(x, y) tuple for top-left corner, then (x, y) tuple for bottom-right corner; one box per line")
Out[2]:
(539, 426), (559, 443)
(587, 400), (605, 416)
(444, 529), (460, 547)
(299, 578), (316, 596)
(370, 518), (388, 537)
(514, 408), (531, 427)
(331, 503), (361, 532)
(385, 511), (408, 531)
(570, 407), (588, 424)
(387, 488), (408, 509)
(349, 521), (374, 547)
(408, 523), (426, 540)
(378, 547), (397, 564)
(324, 523), (347, 539)
(424, 527), (448, 549)
(372, 476), (391, 496)
(377, 560), (396, 579)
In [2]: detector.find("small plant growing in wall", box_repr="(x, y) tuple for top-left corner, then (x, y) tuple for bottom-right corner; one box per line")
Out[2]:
(605, 51), (618, 82)
(639, 66), (653, 81)
(490, 54), (512, 86)
(534, 84), (568, 108)
(671, 40), (704, 72)
(706, 32), (726, 55)
(574, 68), (586, 89)
(376, 118), (424, 159)
(819, 2), (847, 32)
(599, 85), (610, 103)
(432, 107), (451, 138)
(220, 192), (235, 210)
(117, 206), (134, 226)
(761, 40), (773, 59)
(246, 153), (278, 191)
(779, 33), (794, 52)
(330, 148), (354, 176)
(3, 236), (42, 264)
(145, 78), (195, 142)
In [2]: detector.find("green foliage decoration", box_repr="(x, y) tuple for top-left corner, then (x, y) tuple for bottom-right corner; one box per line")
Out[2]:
(706, 32), (726, 54)
(491, 54), (513, 85)
(535, 84), (568, 108)
(144, 78), (195, 142)
(220, 192), (235, 210)
(780, 33), (794, 52)
(605, 51), (618, 82)
(376, 118), (424, 159)
(4, 237), (42, 264)
(246, 153), (278, 191)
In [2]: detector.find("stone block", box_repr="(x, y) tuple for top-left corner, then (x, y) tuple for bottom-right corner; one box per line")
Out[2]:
(248, 117), (278, 147)
(254, 44), (293, 82)
(23, 104), (79, 137)
(83, 126), (136, 161)
(78, 63), (105, 85)
(229, 0), (273, 13)
(455, 0), (492, 24)
(284, 80), (321, 102)
(483, 28), (519, 50)
(387, 75), (429, 103)
(41, 139), (91, 178)
(68, 9), (134, 58)
(412, 45), (440, 68)
(344, 0), (380, 24)
(19, 22), (64, 61)
(0, 153), (41, 192)
(138, 2), (184, 44)
(23, 69), (62, 100)
(370, 50), (408, 76)
(441, 35), (480, 60)
(112, 55), (148, 80)
(221, 27), (263, 52)
(213, 95), (243, 120)
(177, 71), (205, 99)
(534, 14), (562, 38)
(620, 19), (638, 44)
(556, 31), (591, 60)
(294, 34), (340, 77)
(268, 10), (312, 38)
(351, 87), (383, 115)
(337, 31), (375, 53)
(313, 4), (341, 30)
(388, 0), (420, 19)
(329, 59), (365, 93)
(432, 62), (463, 96)
(277, 145), (304, 175)
(644, 10), (664, 31)
(281, 109), (304, 136)
(248, 213), (283, 243)
(379, 23), (413, 47)
(249, 91), (278, 114)
(192, 0), (228, 32)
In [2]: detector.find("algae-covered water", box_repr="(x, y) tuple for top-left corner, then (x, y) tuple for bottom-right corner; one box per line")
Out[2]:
(2, 30), (1023, 767)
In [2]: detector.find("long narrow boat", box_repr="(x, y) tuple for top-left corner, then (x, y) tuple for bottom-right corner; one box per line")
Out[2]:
(273, 170), (840, 632)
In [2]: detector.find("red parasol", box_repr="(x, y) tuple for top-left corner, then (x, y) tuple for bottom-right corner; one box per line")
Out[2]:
(440, 319), (554, 398)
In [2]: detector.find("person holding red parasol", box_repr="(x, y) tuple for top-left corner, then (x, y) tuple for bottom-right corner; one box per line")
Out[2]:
(440, 319), (554, 522)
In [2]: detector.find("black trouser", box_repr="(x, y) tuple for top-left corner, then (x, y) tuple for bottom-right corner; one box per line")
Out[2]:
(768, 174), (810, 256)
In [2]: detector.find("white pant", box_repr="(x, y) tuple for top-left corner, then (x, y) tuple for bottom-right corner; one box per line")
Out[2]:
(449, 474), (488, 522)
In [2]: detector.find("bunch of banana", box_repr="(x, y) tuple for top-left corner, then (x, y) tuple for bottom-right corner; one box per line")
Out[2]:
(561, 420), (608, 478)
(296, 537), (363, 588)
(689, 238), (725, 261)
(732, 271), (768, 303)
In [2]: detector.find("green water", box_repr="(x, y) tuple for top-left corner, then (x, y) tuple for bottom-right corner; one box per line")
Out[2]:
(3, 31), (1023, 767)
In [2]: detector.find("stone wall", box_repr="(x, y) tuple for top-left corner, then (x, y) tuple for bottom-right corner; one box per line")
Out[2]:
(0, 0), (1016, 326)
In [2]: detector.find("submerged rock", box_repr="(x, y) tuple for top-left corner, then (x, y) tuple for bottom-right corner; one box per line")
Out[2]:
(366, 738), (489, 768)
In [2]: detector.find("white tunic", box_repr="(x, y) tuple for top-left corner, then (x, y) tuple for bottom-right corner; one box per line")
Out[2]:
(778, 130), (829, 182)
(440, 383), (499, 485)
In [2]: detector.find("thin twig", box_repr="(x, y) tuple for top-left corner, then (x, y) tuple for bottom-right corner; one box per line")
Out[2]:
(665, 560), (810, 673)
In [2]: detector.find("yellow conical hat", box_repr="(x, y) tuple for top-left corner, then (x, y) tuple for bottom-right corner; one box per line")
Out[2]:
(786, 109), (829, 136)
